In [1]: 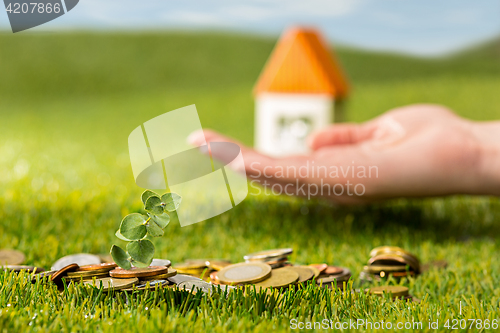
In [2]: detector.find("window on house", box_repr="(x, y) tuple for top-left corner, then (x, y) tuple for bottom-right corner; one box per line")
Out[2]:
(277, 116), (313, 146)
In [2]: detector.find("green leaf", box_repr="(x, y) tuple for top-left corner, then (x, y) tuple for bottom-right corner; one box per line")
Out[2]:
(110, 245), (131, 270)
(161, 192), (182, 212)
(141, 190), (159, 205)
(145, 196), (164, 215)
(119, 213), (148, 241)
(146, 220), (164, 237)
(149, 212), (170, 229)
(115, 229), (131, 241)
(127, 240), (154, 266)
(131, 260), (150, 268)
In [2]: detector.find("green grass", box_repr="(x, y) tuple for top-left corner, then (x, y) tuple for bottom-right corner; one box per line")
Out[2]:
(0, 31), (500, 332)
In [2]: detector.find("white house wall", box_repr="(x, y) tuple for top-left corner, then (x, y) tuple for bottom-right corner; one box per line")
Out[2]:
(255, 93), (334, 156)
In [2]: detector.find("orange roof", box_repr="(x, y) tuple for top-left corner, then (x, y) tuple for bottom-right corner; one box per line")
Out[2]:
(253, 27), (349, 98)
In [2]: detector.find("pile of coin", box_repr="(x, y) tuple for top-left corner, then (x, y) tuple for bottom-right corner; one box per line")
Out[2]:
(359, 246), (420, 283)
(244, 248), (292, 268)
(2, 246), (438, 301)
(313, 264), (352, 289)
(172, 259), (231, 280)
(208, 249), (349, 290)
(29, 255), (186, 291)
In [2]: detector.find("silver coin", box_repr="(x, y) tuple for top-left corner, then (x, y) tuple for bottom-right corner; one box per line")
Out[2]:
(243, 248), (293, 261)
(150, 259), (171, 267)
(167, 274), (202, 285)
(178, 280), (214, 294)
(51, 253), (101, 271)
(245, 255), (288, 263)
(136, 279), (168, 288)
(214, 284), (236, 292)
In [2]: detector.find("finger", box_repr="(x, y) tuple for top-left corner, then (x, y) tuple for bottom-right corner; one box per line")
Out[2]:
(188, 129), (278, 176)
(308, 123), (376, 150)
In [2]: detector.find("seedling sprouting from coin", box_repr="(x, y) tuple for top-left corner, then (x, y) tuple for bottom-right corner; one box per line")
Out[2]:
(110, 190), (181, 269)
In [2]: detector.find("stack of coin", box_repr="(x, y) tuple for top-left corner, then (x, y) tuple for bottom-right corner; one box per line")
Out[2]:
(316, 266), (352, 289)
(110, 266), (177, 291)
(65, 263), (118, 282)
(173, 258), (231, 280)
(174, 261), (210, 279)
(243, 248), (292, 268)
(360, 246), (420, 282)
(213, 259), (316, 289)
(51, 253), (102, 271)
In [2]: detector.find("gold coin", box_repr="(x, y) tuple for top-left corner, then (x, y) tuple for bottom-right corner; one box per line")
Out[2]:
(368, 254), (419, 272)
(364, 265), (410, 274)
(167, 274), (203, 285)
(84, 277), (138, 291)
(205, 260), (232, 271)
(175, 262), (207, 270)
(67, 273), (110, 280)
(0, 249), (25, 265)
(370, 246), (419, 263)
(140, 267), (177, 280)
(66, 273), (110, 281)
(368, 286), (409, 298)
(175, 267), (206, 274)
(244, 248), (292, 261)
(253, 267), (299, 289)
(308, 266), (321, 278)
(78, 263), (117, 271)
(285, 266), (315, 283)
(387, 271), (416, 278)
(109, 266), (169, 278)
(174, 268), (210, 279)
(67, 269), (111, 278)
(217, 262), (272, 285)
(370, 246), (417, 258)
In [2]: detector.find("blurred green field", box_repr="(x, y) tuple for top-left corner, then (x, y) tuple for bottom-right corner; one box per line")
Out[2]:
(1, 32), (500, 332)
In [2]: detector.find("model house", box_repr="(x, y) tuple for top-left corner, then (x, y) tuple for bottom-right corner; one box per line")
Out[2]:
(253, 27), (350, 156)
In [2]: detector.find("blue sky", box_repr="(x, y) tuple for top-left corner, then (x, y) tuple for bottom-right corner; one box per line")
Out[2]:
(1, 0), (499, 55)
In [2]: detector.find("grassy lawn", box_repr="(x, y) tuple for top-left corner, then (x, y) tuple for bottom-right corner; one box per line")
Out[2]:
(0, 31), (500, 332)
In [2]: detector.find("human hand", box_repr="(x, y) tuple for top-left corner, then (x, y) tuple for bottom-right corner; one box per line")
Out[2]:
(189, 104), (497, 204)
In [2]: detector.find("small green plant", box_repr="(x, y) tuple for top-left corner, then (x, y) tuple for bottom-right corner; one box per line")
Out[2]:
(110, 190), (181, 269)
